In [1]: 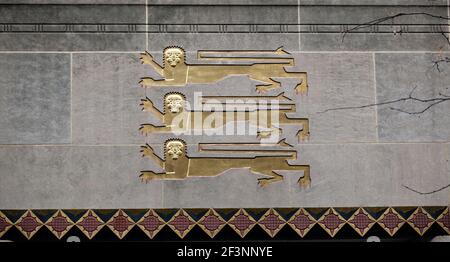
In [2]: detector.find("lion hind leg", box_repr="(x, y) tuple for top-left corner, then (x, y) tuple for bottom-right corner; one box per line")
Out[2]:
(271, 164), (311, 189)
(296, 166), (311, 189)
(295, 119), (310, 142)
(290, 73), (308, 95)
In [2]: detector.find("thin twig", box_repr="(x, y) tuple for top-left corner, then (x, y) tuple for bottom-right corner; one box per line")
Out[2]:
(402, 183), (450, 195)
(341, 12), (450, 42)
(432, 56), (450, 72)
(442, 32), (450, 45)
(389, 100), (446, 114)
(318, 87), (450, 114)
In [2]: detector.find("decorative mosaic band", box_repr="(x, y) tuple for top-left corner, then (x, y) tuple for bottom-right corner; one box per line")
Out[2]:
(0, 23), (448, 34)
(0, 207), (449, 240)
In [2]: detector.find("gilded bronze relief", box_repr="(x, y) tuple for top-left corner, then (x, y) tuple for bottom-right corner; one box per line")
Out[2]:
(139, 47), (310, 188)
(139, 47), (308, 94)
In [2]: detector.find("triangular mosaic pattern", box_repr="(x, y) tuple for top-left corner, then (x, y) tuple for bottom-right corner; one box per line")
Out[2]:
(0, 211), (13, 238)
(257, 209), (286, 237)
(377, 207), (405, 236)
(406, 207), (434, 236)
(197, 209), (227, 238)
(15, 210), (44, 240)
(287, 208), (316, 237)
(347, 208), (376, 237)
(106, 210), (135, 239)
(75, 210), (105, 240)
(45, 210), (74, 239)
(136, 209), (166, 239)
(436, 208), (450, 234)
(317, 208), (346, 237)
(0, 207), (448, 240)
(167, 209), (196, 239)
(228, 209), (257, 238)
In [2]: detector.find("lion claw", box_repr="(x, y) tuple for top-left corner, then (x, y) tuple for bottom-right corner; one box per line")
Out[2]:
(139, 171), (156, 183)
(256, 86), (270, 94)
(140, 98), (153, 111)
(140, 51), (154, 65)
(258, 179), (270, 187)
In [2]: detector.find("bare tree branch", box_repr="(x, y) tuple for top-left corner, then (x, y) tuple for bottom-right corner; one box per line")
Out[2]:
(338, 14), (450, 194)
(318, 86), (450, 114)
(341, 12), (450, 43)
(402, 183), (450, 195)
(389, 100), (446, 115)
(432, 56), (450, 72)
(442, 32), (450, 43)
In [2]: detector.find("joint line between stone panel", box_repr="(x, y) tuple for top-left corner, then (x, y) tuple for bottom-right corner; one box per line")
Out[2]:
(372, 52), (379, 142)
(70, 53), (73, 144)
(298, 0), (301, 51)
(146, 0), (149, 51)
(445, 0), (450, 43)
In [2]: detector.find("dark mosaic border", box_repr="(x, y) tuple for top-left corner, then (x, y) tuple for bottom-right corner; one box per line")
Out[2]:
(0, 207), (449, 241)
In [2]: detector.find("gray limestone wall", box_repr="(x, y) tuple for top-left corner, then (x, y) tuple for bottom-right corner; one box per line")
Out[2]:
(0, 1), (449, 209)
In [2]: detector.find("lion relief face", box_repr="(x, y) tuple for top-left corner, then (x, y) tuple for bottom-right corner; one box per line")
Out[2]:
(166, 141), (185, 160)
(164, 48), (184, 67)
(165, 94), (184, 113)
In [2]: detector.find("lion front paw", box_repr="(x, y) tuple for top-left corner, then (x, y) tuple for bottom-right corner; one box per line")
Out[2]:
(255, 85), (272, 94)
(295, 82), (308, 96)
(139, 124), (155, 136)
(140, 144), (155, 158)
(139, 77), (156, 88)
(139, 171), (158, 183)
(139, 98), (154, 112)
(257, 178), (271, 187)
(140, 51), (154, 65)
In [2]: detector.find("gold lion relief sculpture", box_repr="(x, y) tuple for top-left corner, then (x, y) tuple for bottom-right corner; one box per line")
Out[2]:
(138, 47), (311, 188)
(140, 139), (311, 188)
(139, 92), (310, 141)
(139, 46), (308, 94)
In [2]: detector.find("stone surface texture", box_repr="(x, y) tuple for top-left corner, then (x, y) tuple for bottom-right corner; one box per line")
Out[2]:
(0, 1), (449, 209)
